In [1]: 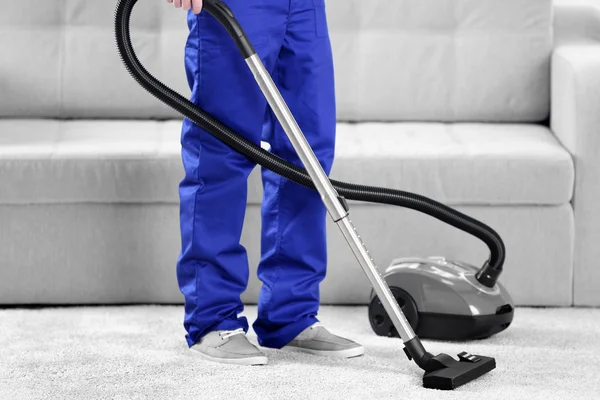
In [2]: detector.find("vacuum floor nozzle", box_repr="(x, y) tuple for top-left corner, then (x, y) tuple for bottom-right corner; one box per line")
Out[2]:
(422, 353), (496, 390)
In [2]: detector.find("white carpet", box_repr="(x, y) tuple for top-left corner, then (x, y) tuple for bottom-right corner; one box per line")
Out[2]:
(1, 305), (599, 400)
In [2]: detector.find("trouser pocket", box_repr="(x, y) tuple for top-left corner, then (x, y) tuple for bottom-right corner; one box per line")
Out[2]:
(312, 0), (328, 38)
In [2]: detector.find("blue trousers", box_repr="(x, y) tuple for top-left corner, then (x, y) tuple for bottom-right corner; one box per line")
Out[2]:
(176, 0), (336, 349)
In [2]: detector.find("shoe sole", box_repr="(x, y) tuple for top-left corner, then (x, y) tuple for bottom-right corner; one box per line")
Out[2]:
(282, 345), (365, 359)
(190, 348), (268, 366)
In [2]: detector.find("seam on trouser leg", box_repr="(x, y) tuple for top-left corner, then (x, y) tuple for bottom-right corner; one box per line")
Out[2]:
(188, 14), (204, 325)
(261, 52), (285, 323)
(188, 14), (204, 335)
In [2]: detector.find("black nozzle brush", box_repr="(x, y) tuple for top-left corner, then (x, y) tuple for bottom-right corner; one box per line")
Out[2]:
(404, 338), (496, 390)
(422, 352), (496, 390)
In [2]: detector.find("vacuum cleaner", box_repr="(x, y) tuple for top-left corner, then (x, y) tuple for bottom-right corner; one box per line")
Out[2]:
(368, 257), (514, 341)
(114, 0), (512, 390)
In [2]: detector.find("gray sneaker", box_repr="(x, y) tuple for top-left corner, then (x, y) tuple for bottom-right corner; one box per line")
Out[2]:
(190, 328), (268, 366)
(283, 322), (365, 358)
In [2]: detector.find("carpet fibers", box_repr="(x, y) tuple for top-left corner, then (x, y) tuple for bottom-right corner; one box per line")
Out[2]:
(1, 305), (599, 399)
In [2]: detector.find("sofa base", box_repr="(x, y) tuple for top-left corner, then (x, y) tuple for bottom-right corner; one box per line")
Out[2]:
(0, 202), (573, 306)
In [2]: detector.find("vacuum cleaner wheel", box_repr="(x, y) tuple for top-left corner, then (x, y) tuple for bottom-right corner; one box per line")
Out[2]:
(368, 287), (418, 337)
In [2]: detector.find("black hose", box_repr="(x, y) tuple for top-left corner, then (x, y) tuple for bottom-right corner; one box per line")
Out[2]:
(114, 0), (504, 287)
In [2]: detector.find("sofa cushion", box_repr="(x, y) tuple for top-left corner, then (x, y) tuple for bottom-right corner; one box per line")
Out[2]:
(0, 0), (552, 122)
(0, 120), (573, 206)
(329, 0), (553, 122)
(330, 122), (573, 205)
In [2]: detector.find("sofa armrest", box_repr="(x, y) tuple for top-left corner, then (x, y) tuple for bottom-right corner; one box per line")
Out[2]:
(551, 43), (600, 306)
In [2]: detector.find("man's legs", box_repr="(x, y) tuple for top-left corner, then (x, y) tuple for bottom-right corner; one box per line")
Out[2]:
(176, 2), (287, 347)
(253, 0), (339, 349)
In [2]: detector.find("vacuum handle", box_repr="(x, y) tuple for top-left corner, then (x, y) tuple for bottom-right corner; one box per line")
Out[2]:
(203, 0), (256, 58)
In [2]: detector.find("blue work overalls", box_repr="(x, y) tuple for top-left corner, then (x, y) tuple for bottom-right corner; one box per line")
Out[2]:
(176, 0), (336, 349)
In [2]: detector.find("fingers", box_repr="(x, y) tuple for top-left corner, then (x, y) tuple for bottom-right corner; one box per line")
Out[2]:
(167, 0), (201, 14)
(192, 0), (203, 14)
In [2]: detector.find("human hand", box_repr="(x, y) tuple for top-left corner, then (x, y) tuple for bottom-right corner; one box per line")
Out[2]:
(166, 0), (203, 14)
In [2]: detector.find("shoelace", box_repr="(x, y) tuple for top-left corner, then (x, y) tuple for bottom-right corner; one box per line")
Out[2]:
(219, 328), (245, 340)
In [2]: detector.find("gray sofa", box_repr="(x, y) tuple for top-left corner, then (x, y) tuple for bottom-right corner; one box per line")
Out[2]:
(1, 0), (599, 306)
